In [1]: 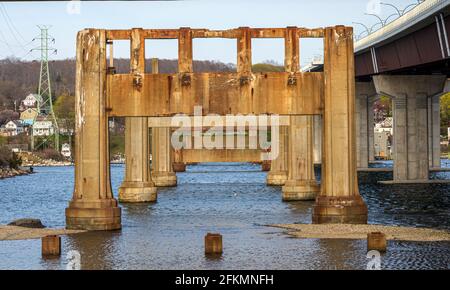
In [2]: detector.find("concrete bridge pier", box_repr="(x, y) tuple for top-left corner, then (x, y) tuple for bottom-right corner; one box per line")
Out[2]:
(66, 29), (121, 230)
(373, 75), (446, 183)
(355, 82), (376, 169)
(313, 115), (322, 165)
(151, 127), (177, 187)
(312, 26), (367, 224)
(119, 117), (157, 202)
(282, 116), (319, 200)
(173, 148), (186, 172)
(428, 94), (441, 169)
(267, 126), (288, 186)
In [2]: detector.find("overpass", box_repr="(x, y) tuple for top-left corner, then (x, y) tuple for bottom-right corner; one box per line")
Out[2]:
(353, 0), (450, 184)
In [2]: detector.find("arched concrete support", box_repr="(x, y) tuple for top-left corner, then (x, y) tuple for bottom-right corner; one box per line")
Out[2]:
(66, 29), (121, 230)
(282, 116), (319, 200)
(373, 75), (446, 183)
(267, 126), (288, 186)
(152, 127), (177, 187)
(428, 94), (441, 169)
(119, 117), (157, 202)
(355, 82), (376, 169)
(313, 115), (322, 165)
(313, 26), (367, 224)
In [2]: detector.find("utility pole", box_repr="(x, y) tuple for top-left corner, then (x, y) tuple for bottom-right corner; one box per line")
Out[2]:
(30, 25), (59, 151)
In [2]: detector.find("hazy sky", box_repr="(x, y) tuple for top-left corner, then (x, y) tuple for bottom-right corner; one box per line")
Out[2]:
(0, 0), (415, 66)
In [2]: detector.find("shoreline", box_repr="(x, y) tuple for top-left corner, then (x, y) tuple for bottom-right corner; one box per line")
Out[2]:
(0, 167), (33, 179)
(270, 224), (450, 242)
(0, 225), (85, 241)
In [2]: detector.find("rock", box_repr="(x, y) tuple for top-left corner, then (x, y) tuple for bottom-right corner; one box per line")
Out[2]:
(8, 218), (46, 228)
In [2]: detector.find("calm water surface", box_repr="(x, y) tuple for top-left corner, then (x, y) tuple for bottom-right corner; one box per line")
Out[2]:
(0, 162), (450, 269)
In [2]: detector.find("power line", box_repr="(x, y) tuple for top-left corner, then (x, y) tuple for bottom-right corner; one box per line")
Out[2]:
(0, 3), (28, 44)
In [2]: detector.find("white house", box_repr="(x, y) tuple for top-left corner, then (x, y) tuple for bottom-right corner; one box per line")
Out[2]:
(61, 143), (71, 158)
(21, 93), (42, 108)
(1, 120), (24, 136)
(33, 120), (54, 136)
(374, 117), (393, 135)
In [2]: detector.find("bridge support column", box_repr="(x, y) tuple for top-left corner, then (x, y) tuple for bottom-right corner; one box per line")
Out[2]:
(373, 75), (446, 183)
(267, 126), (288, 186)
(152, 127), (177, 187)
(428, 95), (441, 169)
(368, 98), (375, 163)
(355, 82), (376, 169)
(282, 116), (319, 200)
(66, 29), (121, 230)
(313, 26), (367, 224)
(173, 149), (186, 172)
(119, 117), (157, 202)
(313, 115), (322, 165)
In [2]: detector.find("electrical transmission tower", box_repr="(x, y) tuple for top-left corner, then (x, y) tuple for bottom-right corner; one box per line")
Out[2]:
(30, 25), (59, 151)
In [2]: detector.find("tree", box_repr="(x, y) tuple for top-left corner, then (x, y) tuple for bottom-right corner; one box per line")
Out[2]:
(53, 94), (75, 133)
(0, 109), (19, 126)
(441, 92), (450, 137)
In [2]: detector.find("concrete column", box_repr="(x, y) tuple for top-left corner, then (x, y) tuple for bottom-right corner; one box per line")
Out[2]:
(428, 95), (441, 169)
(373, 75), (446, 182)
(119, 117), (157, 202)
(173, 148), (186, 172)
(313, 115), (322, 165)
(282, 116), (319, 200)
(355, 82), (375, 169)
(66, 29), (121, 230)
(368, 98), (375, 162)
(313, 26), (367, 224)
(152, 127), (177, 186)
(266, 126), (288, 186)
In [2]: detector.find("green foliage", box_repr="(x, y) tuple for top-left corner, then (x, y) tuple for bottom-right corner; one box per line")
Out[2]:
(54, 94), (75, 132)
(252, 63), (284, 72)
(0, 146), (21, 168)
(441, 92), (450, 137)
(8, 152), (22, 169)
(110, 133), (125, 155)
(36, 148), (64, 161)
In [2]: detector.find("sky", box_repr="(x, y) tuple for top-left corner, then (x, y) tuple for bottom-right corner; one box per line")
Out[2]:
(0, 0), (417, 67)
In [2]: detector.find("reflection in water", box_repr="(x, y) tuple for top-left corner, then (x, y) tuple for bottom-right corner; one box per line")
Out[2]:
(0, 162), (450, 269)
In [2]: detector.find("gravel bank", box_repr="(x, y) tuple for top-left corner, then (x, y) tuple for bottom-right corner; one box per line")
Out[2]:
(0, 225), (85, 241)
(270, 224), (450, 242)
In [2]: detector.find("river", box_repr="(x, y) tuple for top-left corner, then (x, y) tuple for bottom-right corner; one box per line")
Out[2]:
(0, 162), (449, 269)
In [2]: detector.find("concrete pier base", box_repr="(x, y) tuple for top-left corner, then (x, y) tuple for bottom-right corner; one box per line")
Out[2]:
(66, 199), (121, 231)
(282, 180), (320, 201)
(312, 195), (368, 224)
(152, 127), (177, 187)
(267, 126), (288, 186)
(119, 117), (157, 203)
(119, 182), (157, 202)
(282, 116), (319, 201)
(152, 172), (177, 187)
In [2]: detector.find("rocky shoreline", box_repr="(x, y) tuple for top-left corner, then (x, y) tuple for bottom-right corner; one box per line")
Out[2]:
(0, 167), (33, 179)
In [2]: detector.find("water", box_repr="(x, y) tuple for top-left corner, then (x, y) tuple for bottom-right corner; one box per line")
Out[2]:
(1, 162), (450, 270)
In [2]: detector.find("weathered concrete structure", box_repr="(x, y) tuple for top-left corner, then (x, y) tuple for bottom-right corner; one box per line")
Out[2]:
(152, 127), (177, 186)
(355, 82), (376, 169)
(266, 126), (288, 185)
(67, 26), (366, 230)
(373, 75), (446, 183)
(119, 117), (157, 202)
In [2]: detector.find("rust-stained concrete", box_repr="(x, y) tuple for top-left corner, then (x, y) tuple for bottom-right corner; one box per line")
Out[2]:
(68, 26), (366, 230)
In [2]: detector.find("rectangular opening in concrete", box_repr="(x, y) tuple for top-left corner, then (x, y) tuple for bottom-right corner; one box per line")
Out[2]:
(109, 40), (131, 74)
(192, 38), (236, 72)
(144, 39), (179, 73)
(251, 38), (284, 72)
(299, 38), (324, 71)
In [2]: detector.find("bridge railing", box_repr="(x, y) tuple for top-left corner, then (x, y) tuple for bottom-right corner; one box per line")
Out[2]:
(355, 0), (450, 53)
